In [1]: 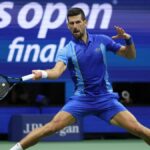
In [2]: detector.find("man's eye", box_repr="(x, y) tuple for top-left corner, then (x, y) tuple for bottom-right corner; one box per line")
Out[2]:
(76, 21), (81, 24)
(69, 22), (74, 25)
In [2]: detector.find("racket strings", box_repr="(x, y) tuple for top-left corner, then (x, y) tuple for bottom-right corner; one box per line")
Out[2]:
(0, 76), (11, 99)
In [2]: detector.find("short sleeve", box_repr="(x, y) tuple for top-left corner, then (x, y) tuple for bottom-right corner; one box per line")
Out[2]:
(55, 45), (68, 65)
(102, 35), (122, 53)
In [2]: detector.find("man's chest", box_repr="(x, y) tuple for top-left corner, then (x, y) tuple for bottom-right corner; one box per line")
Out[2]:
(71, 42), (106, 66)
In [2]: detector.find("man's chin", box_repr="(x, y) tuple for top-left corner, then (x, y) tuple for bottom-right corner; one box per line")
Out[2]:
(73, 34), (82, 40)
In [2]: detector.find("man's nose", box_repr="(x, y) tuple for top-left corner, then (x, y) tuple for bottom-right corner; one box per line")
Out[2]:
(73, 23), (78, 28)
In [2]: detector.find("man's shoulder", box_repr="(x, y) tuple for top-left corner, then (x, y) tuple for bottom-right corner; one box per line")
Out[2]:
(90, 34), (113, 44)
(90, 33), (110, 39)
(65, 40), (76, 46)
(62, 41), (74, 49)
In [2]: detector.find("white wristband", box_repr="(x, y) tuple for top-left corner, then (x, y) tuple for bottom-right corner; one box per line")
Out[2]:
(41, 70), (48, 78)
(39, 70), (48, 79)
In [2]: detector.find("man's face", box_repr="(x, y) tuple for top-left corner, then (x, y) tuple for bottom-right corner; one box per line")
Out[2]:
(67, 14), (87, 39)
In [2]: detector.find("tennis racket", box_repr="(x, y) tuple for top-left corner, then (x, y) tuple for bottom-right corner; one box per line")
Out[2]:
(0, 74), (34, 101)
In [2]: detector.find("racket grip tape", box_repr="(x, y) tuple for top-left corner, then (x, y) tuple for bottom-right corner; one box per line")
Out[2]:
(21, 70), (48, 81)
(21, 74), (35, 81)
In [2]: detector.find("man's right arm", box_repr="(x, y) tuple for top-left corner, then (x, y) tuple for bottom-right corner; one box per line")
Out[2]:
(32, 61), (67, 80)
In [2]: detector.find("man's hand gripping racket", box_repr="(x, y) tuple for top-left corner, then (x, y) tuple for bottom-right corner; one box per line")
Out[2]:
(0, 70), (48, 101)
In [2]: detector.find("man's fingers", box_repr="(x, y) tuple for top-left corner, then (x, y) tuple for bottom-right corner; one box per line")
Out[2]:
(32, 70), (42, 80)
(113, 25), (127, 39)
(112, 35), (119, 39)
(114, 26), (125, 34)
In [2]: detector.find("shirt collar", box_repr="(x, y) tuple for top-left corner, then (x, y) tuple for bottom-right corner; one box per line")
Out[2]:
(88, 33), (93, 43)
(72, 32), (93, 44)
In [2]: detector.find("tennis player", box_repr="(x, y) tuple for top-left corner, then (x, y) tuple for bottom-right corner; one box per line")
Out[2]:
(10, 8), (150, 150)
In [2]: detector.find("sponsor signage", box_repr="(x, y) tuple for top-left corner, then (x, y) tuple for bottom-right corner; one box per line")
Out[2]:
(9, 114), (83, 141)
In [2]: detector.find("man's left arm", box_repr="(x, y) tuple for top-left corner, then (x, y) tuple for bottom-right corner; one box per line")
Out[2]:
(112, 26), (136, 59)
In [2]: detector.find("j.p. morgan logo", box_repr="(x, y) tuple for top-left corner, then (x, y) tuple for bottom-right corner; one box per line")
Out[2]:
(23, 123), (80, 136)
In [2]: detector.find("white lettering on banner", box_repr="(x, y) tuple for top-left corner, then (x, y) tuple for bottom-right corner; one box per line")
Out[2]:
(38, 2), (112, 38)
(18, 2), (43, 29)
(23, 123), (79, 136)
(57, 125), (79, 136)
(88, 3), (112, 29)
(0, 2), (113, 38)
(23, 123), (43, 134)
(38, 2), (67, 38)
(0, 2), (14, 28)
(0, 1), (113, 63)
(71, 3), (112, 29)
(8, 37), (25, 62)
(8, 36), (66, 62)
(23, 44), (40, 62)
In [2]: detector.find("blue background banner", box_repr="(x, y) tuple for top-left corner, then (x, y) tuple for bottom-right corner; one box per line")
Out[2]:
(9, 114), (83, 141)
(0, 0), (150, 81)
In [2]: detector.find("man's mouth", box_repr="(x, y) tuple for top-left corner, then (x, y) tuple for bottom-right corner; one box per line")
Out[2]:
(73, 30), (79, 34)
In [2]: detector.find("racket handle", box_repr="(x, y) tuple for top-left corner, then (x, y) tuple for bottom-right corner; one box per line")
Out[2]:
(21, 74), (35, 81)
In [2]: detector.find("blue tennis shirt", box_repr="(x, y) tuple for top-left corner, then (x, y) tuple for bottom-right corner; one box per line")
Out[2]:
(55, 33), (122, 96)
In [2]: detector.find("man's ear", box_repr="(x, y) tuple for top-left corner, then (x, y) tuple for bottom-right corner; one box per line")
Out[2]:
(65, 18), (69, 28)
(66, 19), (70, 29)
(67, 23), (70, 30)
(84, 19), (87, 26)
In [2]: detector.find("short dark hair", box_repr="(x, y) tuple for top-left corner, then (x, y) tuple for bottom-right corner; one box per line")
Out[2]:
(67, 7), (86, 21)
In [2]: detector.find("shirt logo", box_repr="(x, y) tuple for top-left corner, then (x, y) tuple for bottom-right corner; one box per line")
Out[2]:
(95, 43), (106, 52)
(95, 47), (101, 52)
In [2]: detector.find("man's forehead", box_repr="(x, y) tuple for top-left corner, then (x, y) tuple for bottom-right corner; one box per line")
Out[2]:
(68, 14), (83, 22)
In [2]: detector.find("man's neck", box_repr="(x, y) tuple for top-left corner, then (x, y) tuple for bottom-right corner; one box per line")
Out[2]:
(81, 31), (88, 44)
